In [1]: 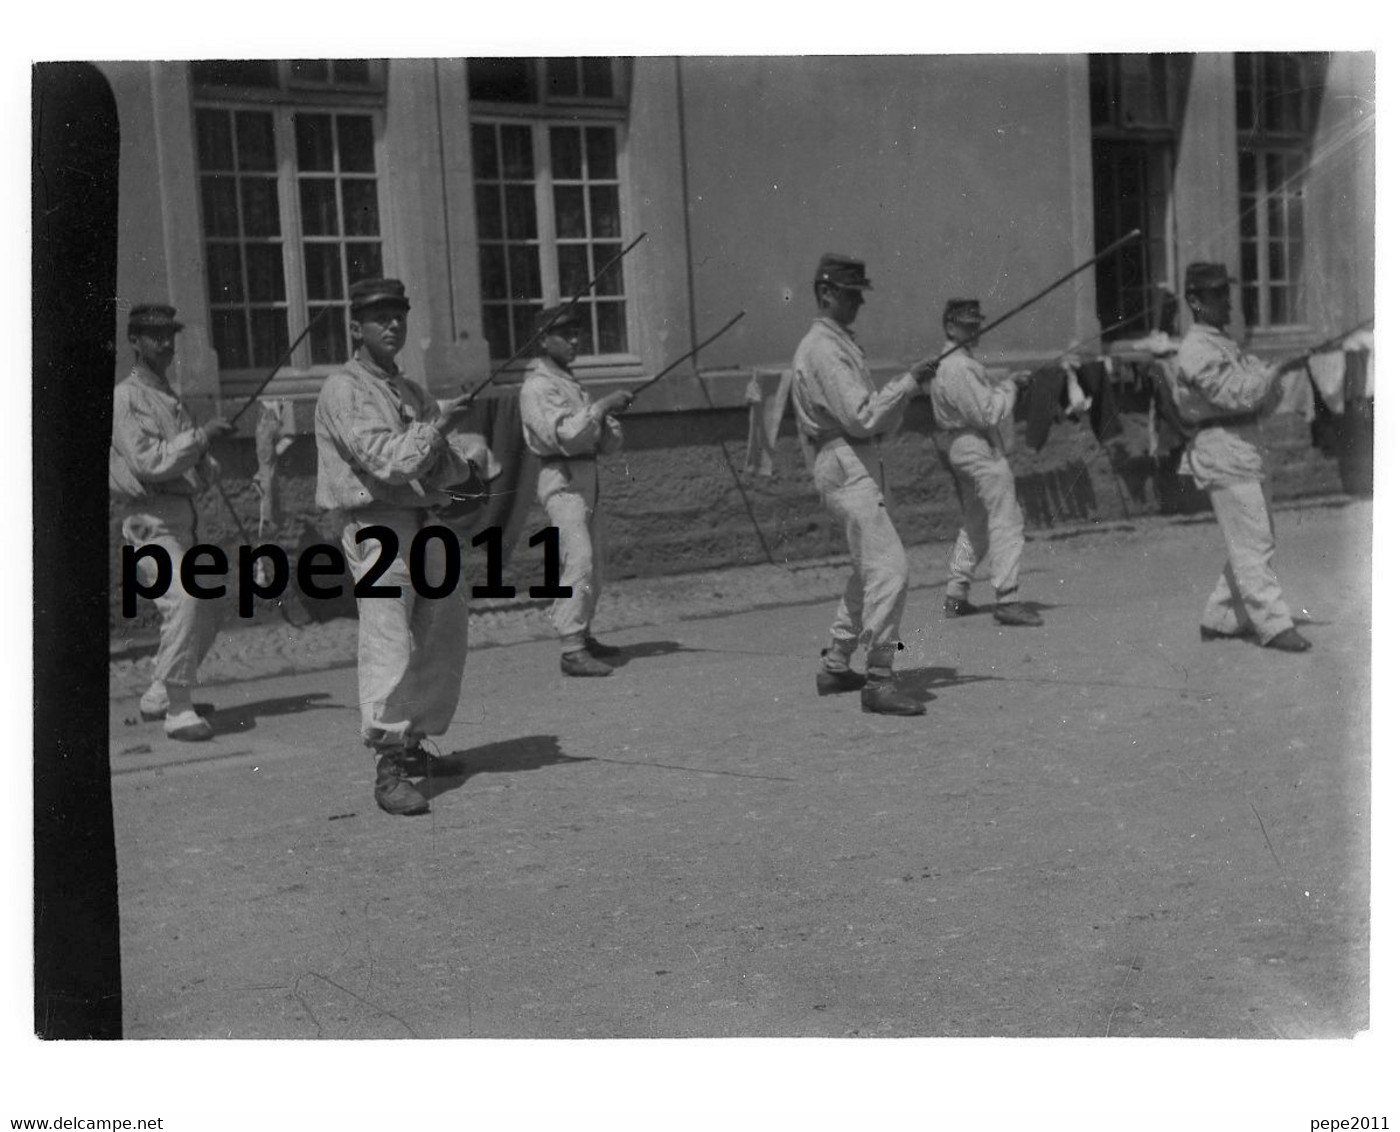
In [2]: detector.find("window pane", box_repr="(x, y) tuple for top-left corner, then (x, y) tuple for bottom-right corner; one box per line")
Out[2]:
(290, 60), (330, 83)
(594, 244), (623, 295)
(481, 304), (512, 359)
(472, 124), (499, 180)
(201, 177), (240, 238)
(195, 109), (234, 171)
(589, 186), (621, 238)
(512, 305), (540, 353)
(1242, 287), (1259, 327)
(546, 58), (580, 99)
(332, 60), (371, 85)
(581, 58), (614, 99)
(468, 58), (536, 103)
(341, 179), (380, 236)
(1269, 286), (1288, 324)
(300, 179), (340, 236)
(337, 115), (376, 173)
(595, 301), (626, 353)
(1265, 194), (1282, 238)
(310, 305), (348, 365)
(212, 309), (250, 369)
(478, 245), (508, 299)
(245, 244), (286, 303)
(245, 243), (285, 302)
(504, 184), (538, 240)
(192, 61), (278, 89)
(1240, 240), (1258, 282)
(304, 243), (343, 301)
(557, 243), (589, 296)
(1288, 238), (1305, 281)
(1239, 150), (1256, 188)
(235, 111), (277, 172)
(241, 178), (281, 237)
(550, 127), (583, 180)
(296, 114), (336, 172)
(206, 244), (244, 303)
(1268, 241), (1285, 281)
(500, 125), (534, 179)
(474, 185), (503, 240)
(554, 185), (586, 239)
(250, 308), (290, 367)
(585, 127), (617, 178)
(507, 245), (541, 300)
(346, 242), (383, 283)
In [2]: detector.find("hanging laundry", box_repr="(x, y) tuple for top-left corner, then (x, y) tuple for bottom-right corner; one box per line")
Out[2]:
(1022, 365), (1066, 452)
(1272, 369), (1316, 421)
(743, 367), (794, 476)
(1076, 358), (1124, 441)
(1308, 350), (1346, 415)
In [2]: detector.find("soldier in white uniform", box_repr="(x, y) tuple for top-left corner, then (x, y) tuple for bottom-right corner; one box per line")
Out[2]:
(110, 304), (234, 741)
(926, 299), (1042, 627)
(792, 253), (933, 716)
(315, 278), (489, 815)
(519, 304), (633, 677)
(1172, 261), (1311, 652)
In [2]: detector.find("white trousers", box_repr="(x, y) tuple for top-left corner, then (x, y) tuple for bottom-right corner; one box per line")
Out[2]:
(542, 465), (604, 654)
(813, 440), (909, 672)
(1202, 480), (1294, 643)
(944, 432), (1025, 601)
(341, 509), (469, 752)
(121, 495), (221, 691)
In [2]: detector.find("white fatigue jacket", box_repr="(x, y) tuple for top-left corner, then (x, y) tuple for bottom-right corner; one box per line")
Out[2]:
(519, 356), (622, 504)
(928, 342), (1015, 447)
(1173, 323), (1281, 487)
(315, 355), (471, 511)
(791, 318), (915, 446)
(109, 364), (215, 503)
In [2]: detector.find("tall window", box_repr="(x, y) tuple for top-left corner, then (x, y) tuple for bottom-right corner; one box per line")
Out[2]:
(191, 60), (387, 379)
(468, 58), (632, 364)
(1089, 55), (1188, 339)
(1235, 53), (1328, 330)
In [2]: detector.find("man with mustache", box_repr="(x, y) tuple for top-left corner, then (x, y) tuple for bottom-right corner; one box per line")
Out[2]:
(110, 303), (234, 741)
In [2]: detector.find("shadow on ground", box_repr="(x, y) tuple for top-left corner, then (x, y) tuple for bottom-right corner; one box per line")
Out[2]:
(896, 665), (1000, 705)
(603, 639), (701, 667)
(211, 692), (338, 736)
(420, 734), (587, 800)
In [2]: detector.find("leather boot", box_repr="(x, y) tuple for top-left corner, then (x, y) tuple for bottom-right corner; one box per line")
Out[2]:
(1263, 627), (1312, 652)
(993, 602), (1043, 627)
(860, 677), (926, 716)
(583, 636), (622, 658)
(561, 649), (613, 677)
(374, 754), (430, 816)
(816, 648), (865, 695)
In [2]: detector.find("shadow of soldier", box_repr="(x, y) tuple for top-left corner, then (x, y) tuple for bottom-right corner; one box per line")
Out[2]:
(894, 665), (1001, 706)
(209, 692), (338, 736)
(418, 734), (588, 800)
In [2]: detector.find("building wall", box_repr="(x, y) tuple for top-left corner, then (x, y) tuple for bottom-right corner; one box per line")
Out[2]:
(104, 54), (1373, 630)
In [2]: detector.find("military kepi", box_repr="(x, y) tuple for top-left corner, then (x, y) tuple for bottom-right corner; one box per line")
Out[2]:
(814, 253), (873, 291)
(1183, 262), (1236, 293)
(127, 304), (184, 334)
(349, 277), (411, 313)
(944, 299), (985, 325)
(533, 302), (584, 336)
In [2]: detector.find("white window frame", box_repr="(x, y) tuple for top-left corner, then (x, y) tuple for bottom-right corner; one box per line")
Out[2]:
(1235, 52), (1324, 334)
(469, 115), (637, 376)
(192, 98), (393, 393)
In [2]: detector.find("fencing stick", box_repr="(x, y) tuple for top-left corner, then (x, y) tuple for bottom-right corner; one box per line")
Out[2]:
(460, 231), (649, 404)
